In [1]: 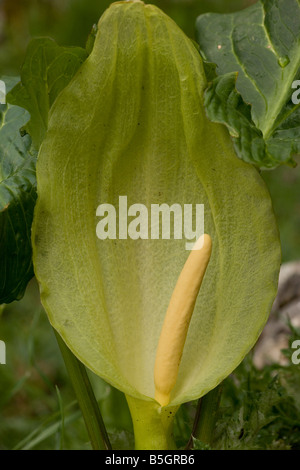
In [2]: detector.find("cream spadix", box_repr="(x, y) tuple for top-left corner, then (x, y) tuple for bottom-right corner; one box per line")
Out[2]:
(154, 234), (212, 407)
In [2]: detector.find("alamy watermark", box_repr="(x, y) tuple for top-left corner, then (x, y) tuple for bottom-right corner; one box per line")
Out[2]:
(291, 339), (300, 365)
(292, 80), (300, 105)
(0, 80), (6, 105)
(0, 340), (6, 365)
(96, 196), (204, 250)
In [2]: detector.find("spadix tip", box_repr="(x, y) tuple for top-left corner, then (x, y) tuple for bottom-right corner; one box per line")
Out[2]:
(192, 233), (212, 251)
(155, 389), (170, 408)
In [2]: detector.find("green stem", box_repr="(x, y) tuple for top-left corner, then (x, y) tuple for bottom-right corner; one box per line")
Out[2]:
(54, 330), (112, 450)
(126, 394), (179, 450)
(187, 383), (222, 449)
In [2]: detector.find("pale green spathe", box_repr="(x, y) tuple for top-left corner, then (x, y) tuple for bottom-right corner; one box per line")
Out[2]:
(32, 1), (281, 406)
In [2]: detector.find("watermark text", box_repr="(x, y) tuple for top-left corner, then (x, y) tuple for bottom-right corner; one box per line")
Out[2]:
(0, 340), (6, 365)
(0, 80), (6, 105)
(96, 196), (204, 250)
(291, 339), (300, 365)
(292, 80), (300, 105)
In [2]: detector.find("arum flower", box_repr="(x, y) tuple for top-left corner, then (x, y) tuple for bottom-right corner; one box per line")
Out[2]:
(32, 0), (281, 449)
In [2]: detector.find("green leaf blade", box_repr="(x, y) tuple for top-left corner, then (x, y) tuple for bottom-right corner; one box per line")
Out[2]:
(6, 38), (88, 150)
(0, 78), (37, 303)
(196, 0), (300, 168)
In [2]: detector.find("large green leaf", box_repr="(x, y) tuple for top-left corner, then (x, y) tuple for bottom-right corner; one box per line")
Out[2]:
(0, 77), (37, 304)
(7, 38), (88, 150)
(196, 0), (300, 168)
(32, 1), (281, 406)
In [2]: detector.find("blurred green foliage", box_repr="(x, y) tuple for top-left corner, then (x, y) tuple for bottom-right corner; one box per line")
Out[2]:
(0, 0), (256, 74)
(1, 279), (300, 449)
(262, 161), (300, 263)
(0, 279), (135, 450)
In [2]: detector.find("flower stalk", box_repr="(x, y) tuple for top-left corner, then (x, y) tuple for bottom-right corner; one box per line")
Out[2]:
(55, 331), (112, 450)
(186, 383), (223, 449)
(126, 395), (179, 450)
